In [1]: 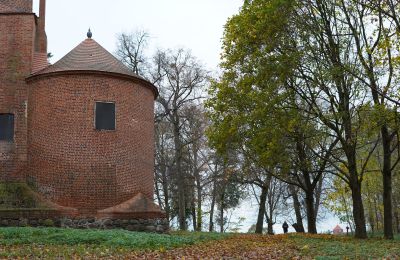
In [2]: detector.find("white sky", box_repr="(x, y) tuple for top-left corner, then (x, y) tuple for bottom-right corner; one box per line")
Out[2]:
(233, 198), (341, 234)
(33, 0), (243, 70)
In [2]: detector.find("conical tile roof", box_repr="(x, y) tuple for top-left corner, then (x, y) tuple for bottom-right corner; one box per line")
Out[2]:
(30, 37), (158, 98)
(35, 38), (139, 78)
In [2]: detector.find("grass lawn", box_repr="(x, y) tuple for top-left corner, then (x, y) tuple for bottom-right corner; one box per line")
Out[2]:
(288, 233), (400, 259)
(0, 227), (228, 258)
(0, 227), (398, 259)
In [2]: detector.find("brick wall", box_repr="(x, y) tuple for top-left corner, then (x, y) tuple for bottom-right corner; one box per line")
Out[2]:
(0, 13), (36, 181)
(0, 0), (32, 13)
(27, 74), (155, 216)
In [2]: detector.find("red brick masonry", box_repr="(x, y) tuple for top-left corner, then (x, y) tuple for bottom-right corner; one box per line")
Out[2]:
(0, 0), (166, 226)
(27, 73), (156, 216)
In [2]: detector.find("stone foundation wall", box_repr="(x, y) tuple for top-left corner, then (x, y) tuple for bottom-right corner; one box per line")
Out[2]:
(0, 217), (169, 233)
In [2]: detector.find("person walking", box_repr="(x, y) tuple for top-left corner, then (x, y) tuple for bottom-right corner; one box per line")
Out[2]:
(282, 221), (289, 234)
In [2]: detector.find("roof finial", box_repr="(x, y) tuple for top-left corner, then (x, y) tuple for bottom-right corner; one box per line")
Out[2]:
(87, 28), (92, 39)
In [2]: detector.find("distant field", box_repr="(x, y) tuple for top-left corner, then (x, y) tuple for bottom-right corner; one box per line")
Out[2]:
(0, 228), (398, 259)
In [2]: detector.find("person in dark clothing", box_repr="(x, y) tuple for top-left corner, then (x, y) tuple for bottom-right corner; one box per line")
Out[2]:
(282, 221), (289, 234)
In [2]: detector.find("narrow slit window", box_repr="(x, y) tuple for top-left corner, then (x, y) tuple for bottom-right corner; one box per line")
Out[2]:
(95, 102), (116, 130)
(0, 114), (14, 141)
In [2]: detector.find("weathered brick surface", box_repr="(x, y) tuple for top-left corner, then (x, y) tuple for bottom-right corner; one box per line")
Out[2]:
(0, 1), (163, 223)
(0, 0), (32, 13)
(27, 74), (155, 216)
(0, 13), (36, 181)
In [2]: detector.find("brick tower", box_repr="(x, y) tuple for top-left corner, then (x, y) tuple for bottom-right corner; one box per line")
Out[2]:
(27, 37), (159, 216)
(0, 1), (167, 232)
(0, 0), (47, 181)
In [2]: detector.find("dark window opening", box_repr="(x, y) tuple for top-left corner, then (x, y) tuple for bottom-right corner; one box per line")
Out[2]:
(95, 102), (115, 130)
(0, 114), (14, 141)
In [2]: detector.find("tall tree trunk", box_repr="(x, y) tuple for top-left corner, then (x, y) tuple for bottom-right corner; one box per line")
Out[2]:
(395, 206), (400, 234)
(255, 185), (268, 234)
(295, 133), (317, 234)
(374, 196), (380, 231)
(365, 181), (374, 234)
(193, 140), (203, 232)
(191, 198), (196, 231)
(154, 176), (163, 209)
(162, 168), (170, 222)
(368, 198), (375, 234)
(266, 197), (275, 235)
(383, 170), (393, 237)
(220, 197), (224, 233)
(367, 71), (394, 238)
(209, 175), (217, 232)
(381, 125), (394, 239)
(266, 216), (274, 235)
(290, 185), (305, 233)
(345, 131), (367, 238)
(209, 198), (215, 232)
(196, 182), (202, 231)
(305, 190), (317, 234)
(349, 174), (367, 239)
(173, 115), (186, 231)
(314, 177), (324, 218)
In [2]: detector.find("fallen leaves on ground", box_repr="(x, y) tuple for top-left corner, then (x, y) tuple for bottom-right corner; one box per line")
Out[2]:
(127, 234), (300, 259)
(0, 234), (300, 259)
(2, 233), (398, 259)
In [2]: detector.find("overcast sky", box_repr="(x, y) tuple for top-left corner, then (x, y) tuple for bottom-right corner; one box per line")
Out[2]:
(33, 0), (243, 70)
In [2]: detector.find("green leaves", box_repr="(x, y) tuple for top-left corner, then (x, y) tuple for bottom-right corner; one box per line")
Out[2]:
(207, 0), (315, 176)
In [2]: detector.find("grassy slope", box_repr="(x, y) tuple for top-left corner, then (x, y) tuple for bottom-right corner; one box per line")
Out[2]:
(289, 233), (400, 259)
(0, 228), (398, 258)
(0, 228), (227, 248)
(0, 227), (228, 258)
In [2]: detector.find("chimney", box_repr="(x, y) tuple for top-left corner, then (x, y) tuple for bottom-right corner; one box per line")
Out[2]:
(36, 0), (47, 53)
(39, 0), (46, 31)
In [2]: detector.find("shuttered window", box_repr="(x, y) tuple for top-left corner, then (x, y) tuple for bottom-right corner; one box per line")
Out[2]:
(95, 102), (116, 130)
(0, 114), (14, 141)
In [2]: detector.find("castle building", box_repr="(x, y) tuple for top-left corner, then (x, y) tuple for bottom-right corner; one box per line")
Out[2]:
(333, 225), (344, 235)
(0, 0), (167, 231)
